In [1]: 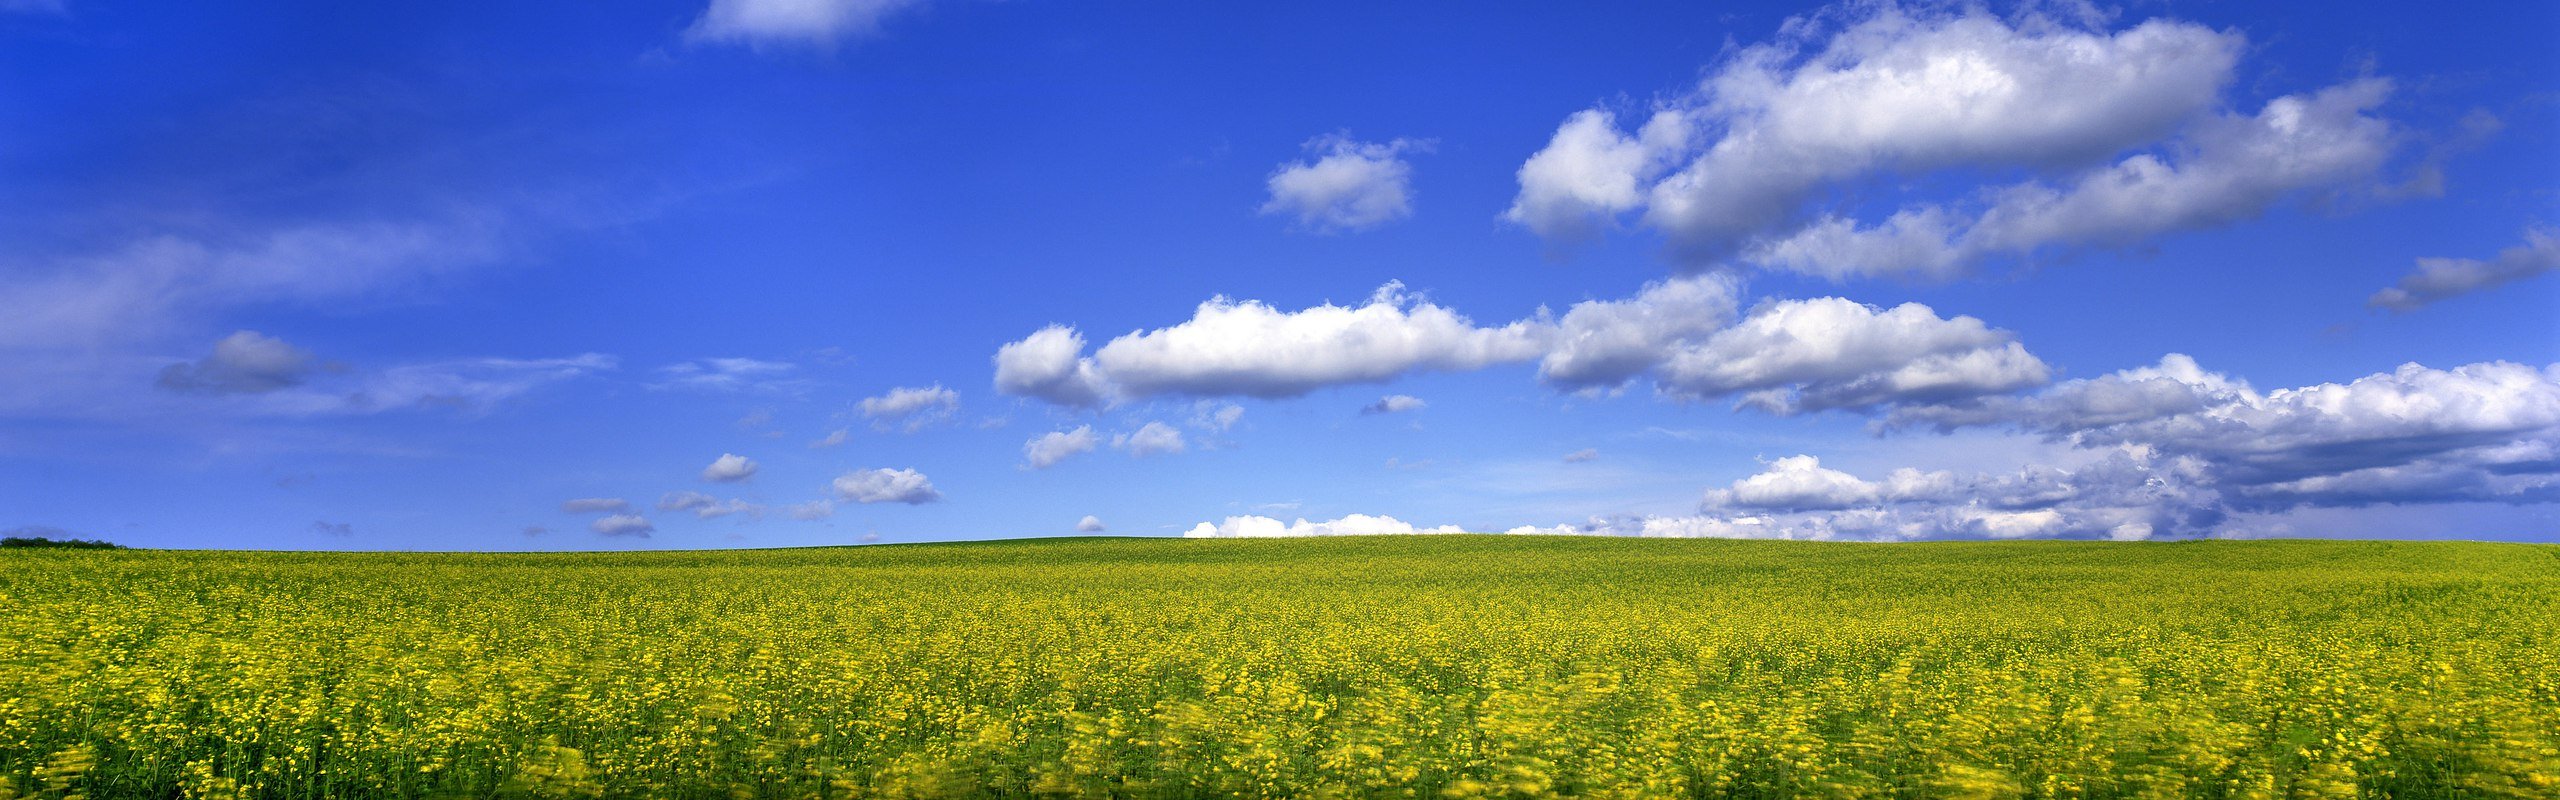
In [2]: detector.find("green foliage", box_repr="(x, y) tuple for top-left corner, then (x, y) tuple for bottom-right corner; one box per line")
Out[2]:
(1, 537), (2556, 798)
(0, 537), (119, 550)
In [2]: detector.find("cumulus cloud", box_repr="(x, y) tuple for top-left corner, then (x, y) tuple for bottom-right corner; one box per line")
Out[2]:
(832, 467), (941, 504)
(995, 276), (2044, 414)
(1076, 515), (1105, 533)
(1749, 79), (2402, 279)
(1023, 426), (1099, 469)
(1505, 109), (1695, 242)
(2370, 227), (2560, 311)
(1538, 274), (1743, 390)
(1184, 513), (1466, 538)
(156, 331), (316, 394)
(1361, 394), (1427, 415)
(1505, 445), (2218, 542)
(591, 514), (654, 536)
(810, 428), (852, 448)
(1113, 422), (1187, 456)
(701, 453), (759, 482)
(859, 384), (959, 431)
(685, 0), (927, 46)
(993, 326), (1111, 408)
(1658, 298), (2049, 412)
(1893, 356), (2560, 510)
(1261, 135), (1429, 232)
(1563, 448), (1600, 463)
(996, 283), (1547, 404)
(560, 497), (632, 514)
(1508, 4), (2408, 278)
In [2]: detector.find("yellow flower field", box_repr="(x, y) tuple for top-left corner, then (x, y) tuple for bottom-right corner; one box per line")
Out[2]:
(2, 536), (2555, 798)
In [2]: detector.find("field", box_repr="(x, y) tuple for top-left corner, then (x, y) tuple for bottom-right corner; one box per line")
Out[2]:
(2, 537), (2556, 799)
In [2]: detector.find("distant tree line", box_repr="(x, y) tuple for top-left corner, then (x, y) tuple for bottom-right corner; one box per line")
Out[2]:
(1, 535), (123, 549)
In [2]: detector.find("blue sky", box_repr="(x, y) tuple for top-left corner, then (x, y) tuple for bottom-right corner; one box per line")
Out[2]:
(3, 0), (2555, 550)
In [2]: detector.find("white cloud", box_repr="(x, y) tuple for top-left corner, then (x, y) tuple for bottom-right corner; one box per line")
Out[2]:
(994, 283), (1548, 404)
(1657, 298), (2049, 412)
(832, 467), (941, 504)
(591, 514), (655, 537)
(1023, 426), (1099, 469)
(1261, 135), (1428, 232)
(994, 276), (2043, 414)
(156, 331), (315, 394)
(1113, 421), (1187, 457)
(859, 384), (959, 432)
(993, 326), (1111, 408)
(1704, 455), (1892, 510)
(1504, 110), (1694, 241)
(1361, 394), (1427, 415)
(1509, 4), (2407, 277)
(685, 0), (927, 46)
(1183, 513), (1466, 538)
(1537, 273), (1741, 390)
(659, 490), (764, 519)
(701, 453), (759, 482)
(1191, 402), (1245, 432)
(1076, 515), (1105, 533)
(1563, 448), (1599, 463)
(1893, 356), (2560, 510)
(2371, 227), (2560, 311)
(560, 497), (631, 514)
(810, 428), (852, 448)
(1753, 79), (2403, 279)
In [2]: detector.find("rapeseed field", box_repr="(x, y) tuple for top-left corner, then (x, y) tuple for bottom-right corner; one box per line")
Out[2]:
(2, 536), (2554, 798)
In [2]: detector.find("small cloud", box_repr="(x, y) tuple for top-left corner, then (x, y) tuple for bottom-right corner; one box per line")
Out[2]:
(859, 384), (960, 432)
(832, 467), (941, 505)
(1563, 448), (1600, 463)
(660, 490), (763, 520)
(1076, 515), (1105, 533)
(561, 497), (632, 514)
(158, 331), (316, 394)
(522, 526), (549, 537)
(786, 500), (836, 520)
(1361, 394), (1427, 415)
(1023, 426), (1099, 469)
(2370, 227), (2560, 311)
(310, 520), (353, 537)
(701, 453), (759, 482)
(684, 0), (930, 47)
(1191, 402), (1245, 432)
(1113, 422), (1187, 457)
(1185, 513), (1464, 538)
(592, 514), (654, 537)
(1262, 134), (1430, 232)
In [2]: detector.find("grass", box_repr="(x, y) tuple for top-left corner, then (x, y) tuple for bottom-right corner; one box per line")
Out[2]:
(2, 536), (2556, 798)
